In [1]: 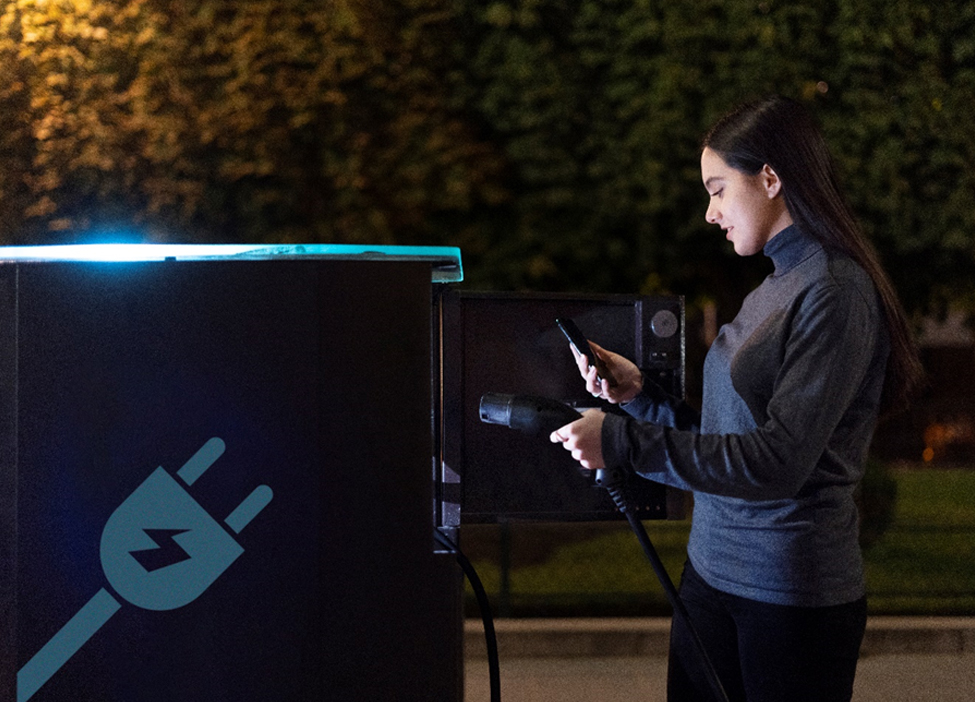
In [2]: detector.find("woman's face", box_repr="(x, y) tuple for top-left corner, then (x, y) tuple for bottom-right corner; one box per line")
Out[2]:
(700, 147), (793, 257)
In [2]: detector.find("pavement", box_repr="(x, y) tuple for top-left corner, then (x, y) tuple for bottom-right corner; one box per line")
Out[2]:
(464, 617), (975, 701)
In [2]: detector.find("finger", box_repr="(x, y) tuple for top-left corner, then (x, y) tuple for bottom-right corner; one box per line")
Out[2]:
(587, 367), (602, 395)
(572, 450), (593, 469)
(572, 346), (591, 376)
(552, 422), (575, 442)
(570, 343), (588, 368)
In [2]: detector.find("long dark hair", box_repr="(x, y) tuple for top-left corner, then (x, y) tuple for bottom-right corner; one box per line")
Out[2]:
(702, 95), (922, 414)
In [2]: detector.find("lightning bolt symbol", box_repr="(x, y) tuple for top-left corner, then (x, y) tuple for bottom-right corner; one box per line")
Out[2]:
(130, 529), (192, 573)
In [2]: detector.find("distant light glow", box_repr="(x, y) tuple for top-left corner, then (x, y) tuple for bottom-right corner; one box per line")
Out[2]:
(0, 243), (463, 282)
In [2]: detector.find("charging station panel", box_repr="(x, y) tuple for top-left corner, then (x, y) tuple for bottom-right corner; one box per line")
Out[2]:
(0, 259), (462, 702)
(438, 291), (685, 524)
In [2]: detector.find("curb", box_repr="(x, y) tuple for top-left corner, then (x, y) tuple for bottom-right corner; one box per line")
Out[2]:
(464, 617), (975, 659)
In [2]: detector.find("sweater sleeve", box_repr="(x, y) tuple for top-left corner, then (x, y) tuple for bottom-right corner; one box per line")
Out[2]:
(602, 276), (886, 500)
(620, 375), (701, 432)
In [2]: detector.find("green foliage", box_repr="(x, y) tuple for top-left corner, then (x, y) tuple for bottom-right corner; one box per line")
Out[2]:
(453, 0), (975, 310)
(862, 468), (975, 614)
(2, 0), (973, 313)
(453, 0), (837, 301)
(1, 0), (506, 244)
(465, 468), (975, 616)
(833, 1), (975, 315)
(855, 458), (898, 549)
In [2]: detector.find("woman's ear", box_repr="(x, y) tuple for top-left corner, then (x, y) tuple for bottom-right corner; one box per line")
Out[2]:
(761, 164), (783, 199)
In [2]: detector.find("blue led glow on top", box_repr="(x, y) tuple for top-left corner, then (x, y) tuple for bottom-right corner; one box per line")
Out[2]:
(0, 243), (463, 282)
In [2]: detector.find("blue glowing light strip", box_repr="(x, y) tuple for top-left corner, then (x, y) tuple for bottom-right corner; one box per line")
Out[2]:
(0, 243), (463, 282)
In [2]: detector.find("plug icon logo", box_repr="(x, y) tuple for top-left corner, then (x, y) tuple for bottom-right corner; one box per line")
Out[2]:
(17, 437), (273, 702)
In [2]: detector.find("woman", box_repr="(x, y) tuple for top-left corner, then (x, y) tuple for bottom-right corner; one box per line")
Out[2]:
(551, 95), (921, 702)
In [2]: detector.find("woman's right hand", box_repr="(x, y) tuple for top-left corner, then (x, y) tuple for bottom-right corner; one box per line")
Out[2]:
(571, 340), (643, 405)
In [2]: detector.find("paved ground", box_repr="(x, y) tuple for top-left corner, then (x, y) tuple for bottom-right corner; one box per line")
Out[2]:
(463, 617), (975, 702)
(464, 653), (975, 701)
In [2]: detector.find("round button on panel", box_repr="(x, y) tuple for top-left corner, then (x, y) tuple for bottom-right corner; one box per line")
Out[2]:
(650, 309), (678, 338)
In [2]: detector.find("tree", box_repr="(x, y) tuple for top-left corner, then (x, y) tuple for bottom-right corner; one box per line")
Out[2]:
(2, 0), (973, 317)
(451, 0), (975, 315)
(0, 0), (506, 244)
(824, 0), (975, 316)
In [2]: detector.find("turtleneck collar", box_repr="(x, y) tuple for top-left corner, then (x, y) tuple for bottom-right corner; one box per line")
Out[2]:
(763, 224), (821, 276)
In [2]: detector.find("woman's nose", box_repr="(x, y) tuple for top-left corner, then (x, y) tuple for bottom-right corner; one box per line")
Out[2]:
(705, 201), (720, 224)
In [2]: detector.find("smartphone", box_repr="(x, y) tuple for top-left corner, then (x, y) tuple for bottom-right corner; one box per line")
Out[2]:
(556, 317), (617, 386)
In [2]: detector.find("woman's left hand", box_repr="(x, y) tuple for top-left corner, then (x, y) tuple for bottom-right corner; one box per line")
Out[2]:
(571, 341), (643, 405)
(549, 409), (607, 470)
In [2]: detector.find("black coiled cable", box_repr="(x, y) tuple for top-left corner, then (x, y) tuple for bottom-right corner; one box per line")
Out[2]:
(597, 471), (730, 702)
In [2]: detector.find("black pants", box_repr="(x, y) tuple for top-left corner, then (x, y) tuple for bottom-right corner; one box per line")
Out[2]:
(667, 561), (867, 702)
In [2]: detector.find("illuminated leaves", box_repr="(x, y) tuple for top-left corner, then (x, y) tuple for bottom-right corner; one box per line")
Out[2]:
(1, 0), (506, 243)
(0, 0), (972, 314)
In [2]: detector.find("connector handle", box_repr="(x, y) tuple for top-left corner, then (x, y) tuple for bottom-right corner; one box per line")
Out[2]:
(479, 393), (582, 436)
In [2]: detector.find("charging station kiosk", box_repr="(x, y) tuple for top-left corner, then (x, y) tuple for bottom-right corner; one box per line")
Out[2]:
(1, 243), (685, 702)
(0, 245), (465, 702)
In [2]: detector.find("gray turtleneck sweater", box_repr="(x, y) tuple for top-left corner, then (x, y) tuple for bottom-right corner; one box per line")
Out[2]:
(602, 225), (889, 607)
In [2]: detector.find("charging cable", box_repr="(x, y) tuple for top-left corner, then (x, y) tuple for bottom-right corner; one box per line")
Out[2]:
(435, 528), (501, 702)
(480, 392), (730, 702)
(594, 467), (730, 702)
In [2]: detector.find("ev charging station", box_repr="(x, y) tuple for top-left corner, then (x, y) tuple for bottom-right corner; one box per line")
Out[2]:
(0, 244), (684, 701)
